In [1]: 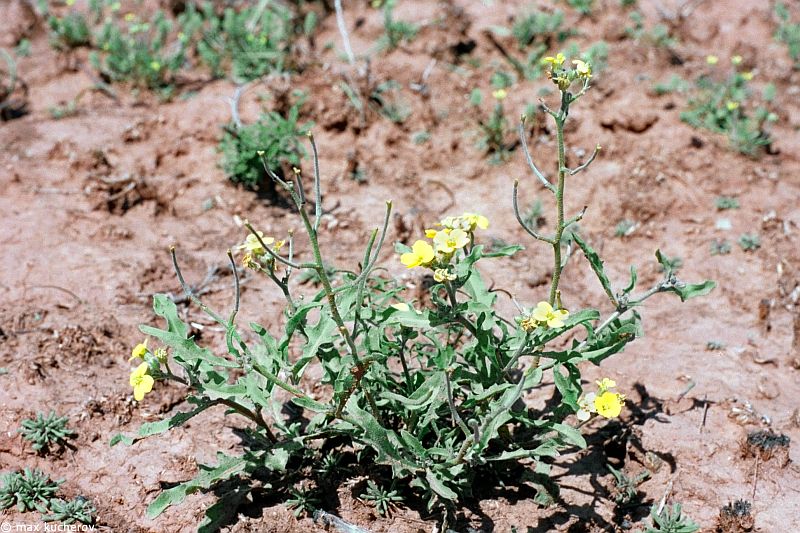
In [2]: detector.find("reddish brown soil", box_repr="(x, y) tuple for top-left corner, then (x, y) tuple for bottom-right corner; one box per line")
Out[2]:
(2, 0), (800, 531)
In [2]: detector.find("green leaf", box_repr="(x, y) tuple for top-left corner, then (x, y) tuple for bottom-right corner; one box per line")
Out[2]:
(146, 453), (248, 518)
(291, 396), (330, 413)
(137, 400), (218, 439)
(668, 280), (716, 302)
(548, 422), (587, 448)
(553, 363), (581, 410)
(573, 234), (616, 306)
(293, 312), (337, 378)
(425, 469), (458, 501)
(109, 433), (134, 447)
(482, 244), (524, 258)
(623, 265), (637, 295)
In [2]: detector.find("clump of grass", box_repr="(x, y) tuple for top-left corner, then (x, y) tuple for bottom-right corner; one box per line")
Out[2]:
(715, 196), (739, 210)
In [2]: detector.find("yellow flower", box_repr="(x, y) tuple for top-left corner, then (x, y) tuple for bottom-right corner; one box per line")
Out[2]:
(519, 316), (538, 332)
(731, 55), (743, 65)
(531, 301), (569, 328)
(462, 213), (489, 231)
(492, 89), (507, 101)
(130, 340), (148, 362)
(433, 228), (469, 254)
(572, 59), (592, 78)
(706, 55), (719, 65)
(150, 61), (161, 71)
(433, 268), (456, 282)
(401, 240), (435, 268)
(542, 53), (566, 67)
(594, 391), (625, 419)
(66, 0), (75, 5)
(129, 363), (154, 401)
(726, 101), (739, 111)
(124, 13), (136, 22)
(425, 228), (438, 238)
(596, 378), (617, 392)
(238, 231), (274, 257)
(741, 71), (754, 81)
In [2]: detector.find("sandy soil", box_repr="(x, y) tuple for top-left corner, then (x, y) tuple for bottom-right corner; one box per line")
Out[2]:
(2, 0), (800, 531)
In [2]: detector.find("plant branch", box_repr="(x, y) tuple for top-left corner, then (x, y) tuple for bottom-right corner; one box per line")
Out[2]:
(518, 118), (556, 193)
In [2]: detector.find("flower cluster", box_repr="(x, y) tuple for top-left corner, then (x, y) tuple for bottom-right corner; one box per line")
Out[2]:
(237, 229), (286, 271)
(520, 301), (570, 331)
(400, 213), (488, 274)
(541, 53), (592, 91)
(577, 378), (626, 421)
(127, 340), (168, 401)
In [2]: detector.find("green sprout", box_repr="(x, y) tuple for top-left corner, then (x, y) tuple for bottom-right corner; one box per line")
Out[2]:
(565, 0), (594, 16)
(775, 3), (800, 67)
(615, 219), (637, 238)
(738, 233), (761, 252)
(362, 480), (403, 516)
(477, 90), (513, 164)
(608, 464), (650, 504)
(42, 497), (97, 525)
(378, 0), (418, 51)
(19, 411), (76, 454)
(48, 11), (92, 50)
(715, 196), (740, 210)
(710, 239), (731, 256)
(0, 468), (62, 513)
(286, 487), (320, 517)
(645, 503), (700, 533)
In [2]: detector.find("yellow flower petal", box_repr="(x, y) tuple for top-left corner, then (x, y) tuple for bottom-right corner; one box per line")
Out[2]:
(594, 391), (624, 419)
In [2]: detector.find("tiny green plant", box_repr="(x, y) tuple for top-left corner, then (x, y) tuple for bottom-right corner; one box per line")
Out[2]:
(775, 3), (800, 68)
(608, 464), (650, 504)
(614, 219), (636, 238)
(564, 0), (594, 16)
(42, 497), (97, 525)
(626, 12), (677, 49)
(48, 10), (92, 50)
(681, 56), (777, 156)
(112, 50), (714, 529)
(645, 503), (700, 533)
(709, 239), (731, 256)
(653, 74), (689, 96)
(0, 468), (62, 513)
(219, 102), (312, 189)
(19, 411), (76, 455)
(379, 0), (418, 51)
(715, 196), (739, 210)
(477, 89), (513, 164)
(286, 487), (320, 517)
(92, 10), (186, 95)
(738, 233), (761, 252)
(361, 480), (403, 516)
(494, 9), (574, 80)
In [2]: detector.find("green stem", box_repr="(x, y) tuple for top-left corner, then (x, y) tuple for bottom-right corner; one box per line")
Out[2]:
(548, 92), (569, 306)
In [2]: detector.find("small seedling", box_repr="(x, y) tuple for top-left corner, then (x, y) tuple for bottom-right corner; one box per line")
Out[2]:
(608, 464), (650, 504)
(775, 3), (800, 67)
(361, 480), (403, 516)
(48, 11), (92, 50)
(738, 233), (760, 252)
(653, 74), (689, 95)
(645, 503), (700, 533)
(615, 219), (636, 238)
(0, 468), (62, 513)
(710, 239), (731, 256)
(42, 497), (97, 525)
(412, 131), (431, 145)
(286, 487), (320, 517)
(378, 0), (418, 51)
(626, 12), (677, 48)
(565, 0), (594, 15)
(706, 340), (725, 351)
(715, 196), (739, 210)
(477, 90), (513, 164)
(19, 411), (76, 454)
(15, 39), (31, 57)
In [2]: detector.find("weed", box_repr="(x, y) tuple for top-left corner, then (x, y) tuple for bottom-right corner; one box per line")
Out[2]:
(653, 74), (689, 95)
(15, 39), (31, 57)
(738, 233), (760, 252)
(42, 497), (97, 525)
(775, 3), (800, 67)
(715, 196), (739, 210)
(477, 90), (513, 164)
(219, 102), (312, 189)
(48, 10), (92, 50)
(19, 411), (75, 455)
(656, 254), (682, 273)
(362, 480), (403, 516)
(412, 131), (431, 145)
(614, 219), (636, 238)
(681, 59), (777, 156)
(645, 503), (700, 533)
(626, 12), (677, 48)
(379, 0), (418, 51)
(286, 487), (320, 517)
(608, 464), (650, 504)
(0, 468), (62, 513)
(709, 239), (731, 256)
(564, 0), (594, 16)
(371, 80), (411, 124)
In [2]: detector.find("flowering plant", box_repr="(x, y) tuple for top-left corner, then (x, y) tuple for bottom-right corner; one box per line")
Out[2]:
(112, 53), (714, 528)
